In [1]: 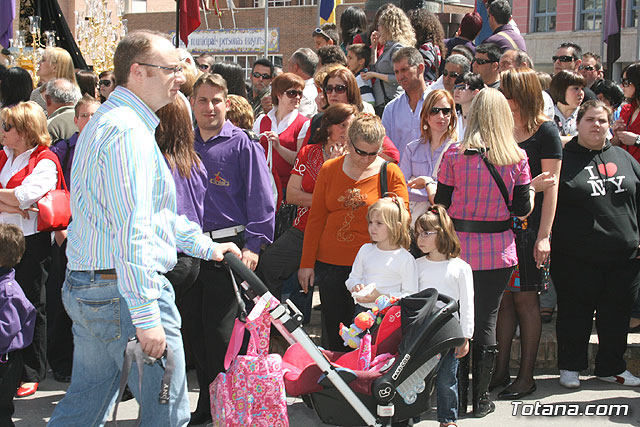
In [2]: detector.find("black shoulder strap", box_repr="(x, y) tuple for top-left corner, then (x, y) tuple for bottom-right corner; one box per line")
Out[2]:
(464, 149), (512, 212)
(379, 160), (389, 198)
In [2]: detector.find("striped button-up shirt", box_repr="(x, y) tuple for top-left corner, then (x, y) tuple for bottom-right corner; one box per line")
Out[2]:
(67, 86), (218, 329)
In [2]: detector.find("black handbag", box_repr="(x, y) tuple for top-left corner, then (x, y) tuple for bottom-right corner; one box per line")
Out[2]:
(273, 199), (298, 241)
(379, 160), (389, 197)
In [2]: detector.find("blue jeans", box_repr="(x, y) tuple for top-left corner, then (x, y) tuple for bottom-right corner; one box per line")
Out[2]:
(48, 270), (189, 427)
(436, 349), (459, 424)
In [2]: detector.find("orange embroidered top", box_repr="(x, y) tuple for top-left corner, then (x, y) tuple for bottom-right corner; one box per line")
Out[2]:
(300, 156), (409, 268)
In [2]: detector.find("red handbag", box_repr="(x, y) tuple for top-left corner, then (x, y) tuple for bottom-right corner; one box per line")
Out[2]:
(36, 160), (71, 232)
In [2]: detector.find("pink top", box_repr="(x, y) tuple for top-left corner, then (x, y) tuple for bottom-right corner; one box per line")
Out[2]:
(438, 144), (531, 271)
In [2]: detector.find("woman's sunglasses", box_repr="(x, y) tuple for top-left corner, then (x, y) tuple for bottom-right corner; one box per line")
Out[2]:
(285, 89), (303, 99)
(621, 78), (632, 87)
(324, 84), (347, 94)
(429, 107), (452, 116)
(1, 122), (12, 132)
(99, 80), (112, 87)
(350, 140), (380, 157)
(442, 70), (460, 79)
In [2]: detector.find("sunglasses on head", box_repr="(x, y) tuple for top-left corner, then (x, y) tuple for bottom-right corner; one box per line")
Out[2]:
(350, 140), (380, 157)
(1, 122), (12, 132)
(99, 79), (112, 87)
(313, 27), (331, 40)
(453, 83), (469, 91)
(285, 89), (303, 99)
(442, 70), (460, 79)
(552, 55), (575, 63)
(579, 65), (596, 72)
(473, 57), (496, 65)
(621, 78), (632, 87)
(429, 107), (452, 116)
(324, 84), (347, 94)
(252, 71), (271, 80)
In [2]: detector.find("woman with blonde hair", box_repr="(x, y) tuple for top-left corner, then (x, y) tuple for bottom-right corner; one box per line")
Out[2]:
(30, 47), (77, 112)
(0, 101), (63, 397)
(400, 89), (457, 223)
(361, 4), (415, 114)
(434, 88), (544, 418)
(491, 68), (562, 401)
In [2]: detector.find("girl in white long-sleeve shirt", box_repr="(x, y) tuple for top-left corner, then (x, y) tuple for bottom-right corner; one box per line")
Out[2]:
(345, 196), (418, 311)
(414, 204), (473, 427)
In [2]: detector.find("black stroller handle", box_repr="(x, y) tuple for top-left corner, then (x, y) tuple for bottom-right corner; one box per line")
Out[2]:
(223, 253), (270, 297)
(436, 292), (459, 313)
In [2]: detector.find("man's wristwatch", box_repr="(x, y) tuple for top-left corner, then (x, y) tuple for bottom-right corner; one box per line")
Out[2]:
(635, 135), (640, 146)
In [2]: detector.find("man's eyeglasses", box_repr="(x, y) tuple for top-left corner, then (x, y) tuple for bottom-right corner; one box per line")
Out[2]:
(552, 55), (575, 63)
(579, 65), (597, 72)
(1, 122), (12, 132)
(138, 62), (183, 76)
(621, 78), (632, 87)
(99, 79), (112, 87)
(252, 71), (272, 80)
(324, 84), (347, 94)
(285, 89), (303, 99)
(429, 107), (452, 116)
(453, 83), (469, 91)
(350, 140), (380, 157)
(473, 57), (497, 65)
(442, 70), (460, 79)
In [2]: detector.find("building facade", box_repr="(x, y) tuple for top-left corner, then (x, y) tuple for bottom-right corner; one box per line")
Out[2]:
(512, 0), (639, 75)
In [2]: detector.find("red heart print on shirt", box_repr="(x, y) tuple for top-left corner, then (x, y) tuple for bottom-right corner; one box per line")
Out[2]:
(597, 162), (617, 177)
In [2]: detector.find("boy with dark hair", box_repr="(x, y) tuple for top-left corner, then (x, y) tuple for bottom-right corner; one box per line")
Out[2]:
(346, 44), (375, 107)
(312, 23), (339, 50)
(0, 223), (35, 426)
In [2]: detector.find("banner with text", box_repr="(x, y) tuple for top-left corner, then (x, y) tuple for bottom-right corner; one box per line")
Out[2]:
(170, 28), (279, 54)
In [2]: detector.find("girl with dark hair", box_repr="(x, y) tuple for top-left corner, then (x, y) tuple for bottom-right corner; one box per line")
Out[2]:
(339, 6), (367, 50)
(155, 95), (207, 315)
(549, 70), (586, 145)
(98, 71), (115, 103)
(75, 70), (98, 99)
(0, 67), (33, 108)
(612, 62), (640, 163)
(408, 8), (446, 83)
(209, 62), (248, 98)
(453, 72), (483, 138)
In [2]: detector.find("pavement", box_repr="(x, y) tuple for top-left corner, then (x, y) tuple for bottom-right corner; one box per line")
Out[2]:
(13, 289), (640, 426)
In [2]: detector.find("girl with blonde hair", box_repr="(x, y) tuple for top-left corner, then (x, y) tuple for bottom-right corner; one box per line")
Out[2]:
(345, 195), (418, 311)
(361, 4), (416, 113)
(30, 47), (77, 112)
(434, 88), (551, 418)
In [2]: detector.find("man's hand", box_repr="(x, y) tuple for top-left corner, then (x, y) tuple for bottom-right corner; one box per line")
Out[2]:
(261, 95), (273, 114)
(136, 325), (166, 359)
(241, 248), (259, 271)
(211, 242), (242, 262)
(298, 268), (315, 293)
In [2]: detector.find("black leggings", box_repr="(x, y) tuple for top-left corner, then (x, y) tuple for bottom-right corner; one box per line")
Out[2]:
(472, 267), (514, 346)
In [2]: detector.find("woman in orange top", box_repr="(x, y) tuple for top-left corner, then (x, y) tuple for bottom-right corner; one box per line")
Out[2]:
(298, 114), (409, 350)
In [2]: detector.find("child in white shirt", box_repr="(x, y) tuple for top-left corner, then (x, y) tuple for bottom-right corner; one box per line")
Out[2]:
(415, 205), (474, 427)
(345, 196), (418, 311)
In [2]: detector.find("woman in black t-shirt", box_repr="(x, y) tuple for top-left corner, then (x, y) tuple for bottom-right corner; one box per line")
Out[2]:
(491, 68), (562, 400)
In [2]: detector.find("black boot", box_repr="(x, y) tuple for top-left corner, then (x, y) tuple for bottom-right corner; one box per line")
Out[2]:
(457, 352), (470, 416)
(472, 344), (498, 418)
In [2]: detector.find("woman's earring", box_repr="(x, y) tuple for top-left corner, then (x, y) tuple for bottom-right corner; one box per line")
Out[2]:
(422, 125), (428, 130)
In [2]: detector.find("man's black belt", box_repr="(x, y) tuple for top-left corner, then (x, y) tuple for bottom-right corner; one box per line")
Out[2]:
(451, 218), (511, 233)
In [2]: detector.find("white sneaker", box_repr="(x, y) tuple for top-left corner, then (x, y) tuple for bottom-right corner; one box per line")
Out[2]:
(559, 370), (580, 388)
(598, 370), (640, 386)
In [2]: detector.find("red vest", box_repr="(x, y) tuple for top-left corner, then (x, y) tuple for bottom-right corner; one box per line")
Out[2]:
(259, 113), (309, 188)
(0, 145), (64, 190)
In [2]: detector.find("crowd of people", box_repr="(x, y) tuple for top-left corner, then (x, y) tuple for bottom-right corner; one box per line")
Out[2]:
(0, 0), (639, 426)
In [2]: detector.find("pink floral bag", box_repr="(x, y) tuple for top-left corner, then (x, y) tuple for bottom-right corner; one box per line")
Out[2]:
(210, 298), (289, 427)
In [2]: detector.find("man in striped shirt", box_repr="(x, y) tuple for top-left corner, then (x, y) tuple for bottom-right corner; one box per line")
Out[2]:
(48, 31), (240, 426)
